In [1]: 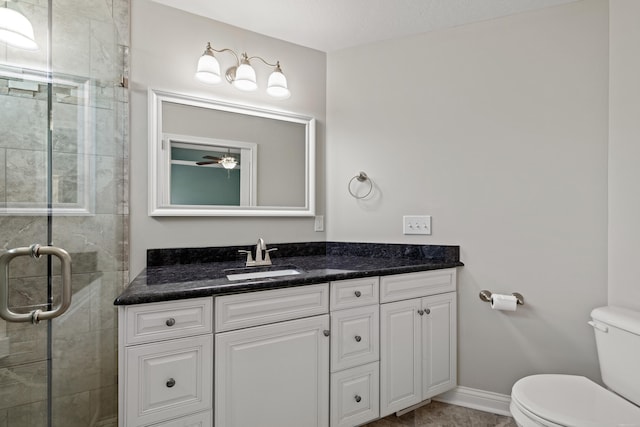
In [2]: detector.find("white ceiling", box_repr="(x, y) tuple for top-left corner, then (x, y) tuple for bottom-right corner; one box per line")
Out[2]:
(150, 0), (580, 52)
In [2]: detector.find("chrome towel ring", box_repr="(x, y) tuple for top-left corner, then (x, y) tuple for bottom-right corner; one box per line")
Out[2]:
(348, 171), (373, 199)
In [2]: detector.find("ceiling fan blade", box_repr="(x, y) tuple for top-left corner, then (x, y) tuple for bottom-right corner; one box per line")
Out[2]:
(202, 155), (222, 161)
(196, 161), (217, 165)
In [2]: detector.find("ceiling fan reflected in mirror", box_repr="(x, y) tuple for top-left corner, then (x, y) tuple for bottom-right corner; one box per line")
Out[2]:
(196, 150), (239, 170)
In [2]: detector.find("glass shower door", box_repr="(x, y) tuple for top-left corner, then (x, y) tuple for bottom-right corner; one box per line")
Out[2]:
(0, 0), (127, 426)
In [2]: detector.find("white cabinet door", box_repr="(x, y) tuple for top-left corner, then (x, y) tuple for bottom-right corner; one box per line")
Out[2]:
(380, 298), (422, 417)
(380, 292), (457, 417)
(421, 293), (457, 399)
(215, 314), (330, 427)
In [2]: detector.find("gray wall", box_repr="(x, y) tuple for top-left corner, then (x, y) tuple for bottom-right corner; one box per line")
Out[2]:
(129, 0), (640, 400)
(608, 0), (640, 310)
(326, 0), (608, 395)
(130, 0), (327, 278)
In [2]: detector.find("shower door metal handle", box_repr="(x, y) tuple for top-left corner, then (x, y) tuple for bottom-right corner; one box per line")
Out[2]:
(0, 244), (72, 324)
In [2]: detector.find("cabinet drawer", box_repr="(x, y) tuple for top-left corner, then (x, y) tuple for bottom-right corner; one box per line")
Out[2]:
(123, 297), (213, 345)
(124, 335), (212, 427)
(380, 268), (456, 303)
(331, 305), (379, 372)
(330, 277), (379, 311)
(330, 362), (380, 427)
(215, 283), (329, 332)
(149, 410), (212, 427)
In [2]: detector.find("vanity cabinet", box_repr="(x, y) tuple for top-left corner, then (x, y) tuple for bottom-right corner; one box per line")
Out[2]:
(379, 270), (457, 417)
(118, 297), (213, 427)
(329, 277), (380, 427)
(214, 283), (330, 427)
(118, 267), (458, 427)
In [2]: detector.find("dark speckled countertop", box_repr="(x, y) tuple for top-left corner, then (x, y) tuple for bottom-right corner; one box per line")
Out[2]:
(114, 242), (463, 305)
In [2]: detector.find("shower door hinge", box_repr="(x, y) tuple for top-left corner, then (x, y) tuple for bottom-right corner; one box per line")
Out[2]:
(119, 76), (129, 88)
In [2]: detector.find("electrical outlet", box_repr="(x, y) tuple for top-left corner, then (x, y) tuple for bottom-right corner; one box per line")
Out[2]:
(403, 215), (431, 235)
(314, 215), (324, 232)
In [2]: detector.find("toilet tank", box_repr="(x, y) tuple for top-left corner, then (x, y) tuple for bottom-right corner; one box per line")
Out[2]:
(590, 306), (640, 406)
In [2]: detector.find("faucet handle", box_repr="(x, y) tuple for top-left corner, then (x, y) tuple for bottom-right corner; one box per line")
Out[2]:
(264, 248), (278, 264)
(238, 249), (253, 265)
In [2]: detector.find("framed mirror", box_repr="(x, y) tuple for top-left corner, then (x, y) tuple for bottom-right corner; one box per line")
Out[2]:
(149, 89), (315, 216)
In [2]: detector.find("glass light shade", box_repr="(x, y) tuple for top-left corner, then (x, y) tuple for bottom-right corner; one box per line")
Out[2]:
(220, 156), (237, 169)
(267, 69), (290, 99)
(196, 53), (221, 84)
(233, 62), (257, 91)
(0, 7), (38, 51)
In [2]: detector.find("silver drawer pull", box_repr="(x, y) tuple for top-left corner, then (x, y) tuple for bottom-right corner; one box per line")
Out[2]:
(354, 335), (362, 342)
(354, 290), (362, 297)
(166, 378), (176, 388)
(424, 308), (431, 315)
(166, 318), (176, 327)
(354, 395), (362, 403)
(323, 330), (330, 337)
(0, 244), (72, 324)
(418, 309), (424, 316)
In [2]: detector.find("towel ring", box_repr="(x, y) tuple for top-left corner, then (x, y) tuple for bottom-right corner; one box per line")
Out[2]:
(348, 172), (373, 199)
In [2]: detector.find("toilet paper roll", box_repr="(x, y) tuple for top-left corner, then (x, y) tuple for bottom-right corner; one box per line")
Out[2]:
(490, 294), (518, 311)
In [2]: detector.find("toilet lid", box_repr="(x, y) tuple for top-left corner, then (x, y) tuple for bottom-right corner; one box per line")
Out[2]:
(511, 374), (640, 427)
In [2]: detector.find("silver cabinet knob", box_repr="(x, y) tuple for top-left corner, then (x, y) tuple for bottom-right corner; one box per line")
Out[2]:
(417, 309), (425, 316)
(354, 290), (362, 297)
(354, 335), (362, 342)
(425, 308), (431, 315)
(323, 330), (330, 337)
(166, 318), (176, 327)
(354, 395), (362, 403)
(166, 378), (176, 388)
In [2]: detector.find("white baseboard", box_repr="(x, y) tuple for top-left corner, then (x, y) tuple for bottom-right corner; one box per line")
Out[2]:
(433, 386), (512, 417)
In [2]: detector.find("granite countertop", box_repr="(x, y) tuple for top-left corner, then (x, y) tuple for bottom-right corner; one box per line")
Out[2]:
(114, 242), (463, 305)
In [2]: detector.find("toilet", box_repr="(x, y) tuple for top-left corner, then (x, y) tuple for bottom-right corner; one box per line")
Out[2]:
(510, 306), (640, 427)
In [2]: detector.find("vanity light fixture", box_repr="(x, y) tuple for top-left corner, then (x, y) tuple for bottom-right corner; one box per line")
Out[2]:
(0, 3), (38, 50)
(196, 42), (290, 99)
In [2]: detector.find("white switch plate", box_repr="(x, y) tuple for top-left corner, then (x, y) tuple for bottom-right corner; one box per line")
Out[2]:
(403, 215), (431, 235)
(314, 215), (324, 232)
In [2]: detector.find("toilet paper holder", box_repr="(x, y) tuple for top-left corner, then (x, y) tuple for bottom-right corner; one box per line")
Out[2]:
(479, 290), (524, 306)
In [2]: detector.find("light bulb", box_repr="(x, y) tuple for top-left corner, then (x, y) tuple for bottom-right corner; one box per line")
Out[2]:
(220, 156), (237, 169)
(233, 59), (257, 92)
(0, 7), (38, 51)
(267, 64), (290, 99)
(195, 45), (221, 84)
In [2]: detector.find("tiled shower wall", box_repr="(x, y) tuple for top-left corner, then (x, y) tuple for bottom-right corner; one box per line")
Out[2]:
(0, 0), (129, 426)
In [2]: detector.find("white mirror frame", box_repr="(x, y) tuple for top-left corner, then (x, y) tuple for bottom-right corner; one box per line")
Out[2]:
(148, 89), (316, 216)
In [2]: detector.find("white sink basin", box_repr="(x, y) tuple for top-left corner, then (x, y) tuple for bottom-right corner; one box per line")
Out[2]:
(226, 268), (301, 281)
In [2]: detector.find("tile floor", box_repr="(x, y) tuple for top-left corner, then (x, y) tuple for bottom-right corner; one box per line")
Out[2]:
(363, 401), (518, 427)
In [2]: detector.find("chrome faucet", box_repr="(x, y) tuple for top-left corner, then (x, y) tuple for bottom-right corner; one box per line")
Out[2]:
(255, 238), (266, 264)
(238, 238), (277, 267)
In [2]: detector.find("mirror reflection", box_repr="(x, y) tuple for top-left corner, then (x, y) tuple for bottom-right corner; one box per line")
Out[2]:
(166, 134), (256, 206)
(149, 90), (316, 216)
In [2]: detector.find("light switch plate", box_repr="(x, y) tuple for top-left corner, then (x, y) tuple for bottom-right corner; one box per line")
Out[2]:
(314, 215), (324, 232)
(403, 215), (431, 235)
